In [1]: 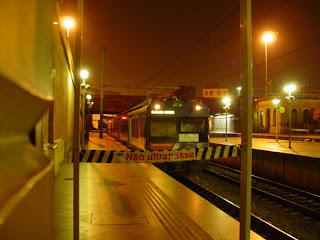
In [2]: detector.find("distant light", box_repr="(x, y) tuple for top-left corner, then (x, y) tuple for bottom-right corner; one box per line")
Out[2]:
(62, 17), (75, 29)
(151, 110), (174, 115)
(80, 70), (89, 80)
(236, 86), (242, 90)
(155, 104), (160, 110)
(284, 84), (296, 93)
(195, 105), (201, 110)
(121, 116), (128, 120)
(273, 99), (280, 105)
(86, 94), (92, 100)
(223, 97), (231, 106)
(262, 32), (275, 43)
(53, 22), (58, 25)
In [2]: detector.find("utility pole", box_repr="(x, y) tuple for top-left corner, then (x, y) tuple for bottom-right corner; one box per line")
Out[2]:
(100, 47), (105, 138)
(240, 0), (253, 240)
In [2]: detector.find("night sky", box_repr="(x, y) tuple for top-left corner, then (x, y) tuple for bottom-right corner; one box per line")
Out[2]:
(61, 0), (320, 97)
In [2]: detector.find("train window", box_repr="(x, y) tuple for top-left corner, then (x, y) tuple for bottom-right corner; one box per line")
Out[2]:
(150, 118), (177, 137)
(180, 118), (206, 133)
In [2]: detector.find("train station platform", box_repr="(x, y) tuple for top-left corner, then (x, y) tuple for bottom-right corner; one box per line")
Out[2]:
(55, 164), (264, 240)
(210, 136), (320, 158)
(54, 133), (264, 239)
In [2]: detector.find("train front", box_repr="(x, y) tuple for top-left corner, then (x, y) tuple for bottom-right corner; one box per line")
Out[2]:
(146, 98), (210, 150)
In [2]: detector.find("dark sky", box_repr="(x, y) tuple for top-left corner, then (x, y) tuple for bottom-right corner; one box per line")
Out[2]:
(61, 0), (320, 97)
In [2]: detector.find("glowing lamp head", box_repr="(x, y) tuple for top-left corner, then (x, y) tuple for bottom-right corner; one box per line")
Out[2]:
(86, 94), (92, 100)
(223, 97), (231, 106)
(284, 84), (296, 93)
(62, 17), (75, 29)
(80, 70), (89, 80)
(273, 99), (280, 105)
(155, 104), (160, 110)
(262, 32), (275, 43)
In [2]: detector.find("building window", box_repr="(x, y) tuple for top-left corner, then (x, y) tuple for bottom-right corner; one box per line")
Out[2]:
(204, 91), (208, 96)
(223, 90), (227, 96)
(210, 91), (213, 96)
(217, 91), (221, 96)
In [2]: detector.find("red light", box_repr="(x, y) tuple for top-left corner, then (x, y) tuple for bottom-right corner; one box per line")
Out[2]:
(121, 116), (128, 120)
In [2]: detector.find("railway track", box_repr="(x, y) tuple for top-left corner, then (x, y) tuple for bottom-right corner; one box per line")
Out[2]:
(178, 175), (297, 240)
(206, 163), (320, 220)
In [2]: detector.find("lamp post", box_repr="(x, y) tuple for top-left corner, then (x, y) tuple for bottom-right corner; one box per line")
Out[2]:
(223, 97), (231, 141)
(80, 70), (89, 149)
(273, 99), (280, 142)
(262, 32), (275, 97)
(62, 17), (75, 38)
(236, 86), (242, 97)
(284, 84), (296, 148)
(86, 94), (94, 141)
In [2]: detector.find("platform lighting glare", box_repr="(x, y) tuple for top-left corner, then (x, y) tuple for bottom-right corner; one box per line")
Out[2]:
(62, 17), (75, 37)
(273, 99), (280, 105)
(80, 70), (89, 80)
(284, 85), (296, 93)
(155, 104), (160, 110)
(86, 94), (92, 100)
(222, 97), (231, 106)
(262, 32), (274, 43)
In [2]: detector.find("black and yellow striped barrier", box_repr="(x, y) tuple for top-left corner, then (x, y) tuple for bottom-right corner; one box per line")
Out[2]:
(76, 145), (237, 163)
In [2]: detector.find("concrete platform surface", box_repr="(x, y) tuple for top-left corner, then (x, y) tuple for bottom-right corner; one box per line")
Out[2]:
(54, 163), (264, 239)
(211, 137), (320, 158)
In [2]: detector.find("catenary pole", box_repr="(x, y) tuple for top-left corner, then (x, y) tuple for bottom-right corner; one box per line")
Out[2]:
(73, 0), (83, 239)
(240, 0), (253, 240)
(100, 47), (105, 138)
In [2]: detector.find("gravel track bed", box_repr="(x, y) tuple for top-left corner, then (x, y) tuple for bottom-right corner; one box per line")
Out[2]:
(187, 169), (320, 240)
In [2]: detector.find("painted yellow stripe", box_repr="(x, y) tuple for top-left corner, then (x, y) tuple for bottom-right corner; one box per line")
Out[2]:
(213, 146), (221, 159)
(205, 147), (213, 160)
(231, 146), (238, 157)
(101, 151), (111, 162)
(196, 148), (204, 160)
(223, 146), (230, 158)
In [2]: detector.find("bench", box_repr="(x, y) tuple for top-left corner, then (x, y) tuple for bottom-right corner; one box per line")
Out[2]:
(291, 129), (309, 135)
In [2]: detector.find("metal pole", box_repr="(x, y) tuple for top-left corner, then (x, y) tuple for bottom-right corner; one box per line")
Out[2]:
(276, 108), (278, 142)
(73, 1), (83, 240)
(289, 94), (292, 148)
(81, 88), (85, 149)
(99, 47), (105, 138)
(225, 108), (228, 141)
(265, 41), (268, 97)
(240, 0), (253, 239)
(87, 103), (90, 141)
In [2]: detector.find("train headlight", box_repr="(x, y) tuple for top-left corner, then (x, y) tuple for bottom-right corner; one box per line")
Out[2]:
(195, 105), (202, 110)
(155, 104), (160, 110)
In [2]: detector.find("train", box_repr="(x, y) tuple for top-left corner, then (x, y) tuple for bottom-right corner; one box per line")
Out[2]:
(107, 96), (210, 150)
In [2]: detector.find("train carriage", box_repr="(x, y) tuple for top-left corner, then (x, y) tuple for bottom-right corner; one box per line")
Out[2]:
(108, 97), (210, 150)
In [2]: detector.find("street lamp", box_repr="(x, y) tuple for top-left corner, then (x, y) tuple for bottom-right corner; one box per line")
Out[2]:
(236, 86), (242, 97)
(223, 97), (231, 141)
(80, 70), (89, 149)
(284, 84), (296, 148)
(86, 94), (94, 140)
(62, 17), (75, 38)
(273, 99), (280, 142)
(262, 31), (276, 97)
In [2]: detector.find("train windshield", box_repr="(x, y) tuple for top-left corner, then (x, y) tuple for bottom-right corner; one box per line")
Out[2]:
(180, 118), (206, 133)
(150, 118), (177, 137)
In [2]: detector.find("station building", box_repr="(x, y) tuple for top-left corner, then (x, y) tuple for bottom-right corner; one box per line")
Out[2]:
(254, 87), (320, 134)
